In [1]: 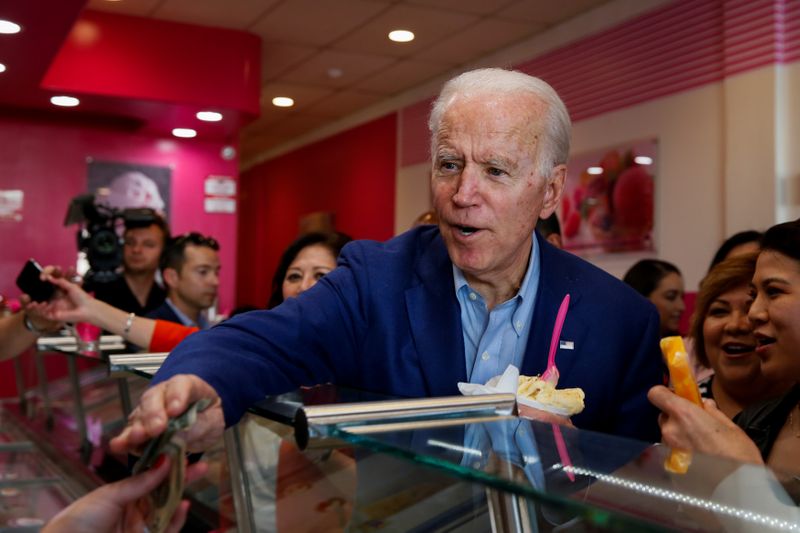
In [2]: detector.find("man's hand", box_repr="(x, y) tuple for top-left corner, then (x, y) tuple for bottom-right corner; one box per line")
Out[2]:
(647, 385), (763, 464)
(111, 375), (225, 455)
(42, 456), (208, 533)
(518, 404), (575, 427)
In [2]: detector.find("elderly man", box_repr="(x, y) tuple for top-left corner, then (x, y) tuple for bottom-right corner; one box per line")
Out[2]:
(113, 69), (662, 455)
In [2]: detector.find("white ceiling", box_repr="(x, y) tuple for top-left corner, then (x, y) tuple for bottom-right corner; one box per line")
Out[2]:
(87, 0), (610, 163)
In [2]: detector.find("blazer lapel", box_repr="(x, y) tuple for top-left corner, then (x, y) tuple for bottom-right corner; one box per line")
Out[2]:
(405, 233), (467, 395)
(521, 233), (587, 380)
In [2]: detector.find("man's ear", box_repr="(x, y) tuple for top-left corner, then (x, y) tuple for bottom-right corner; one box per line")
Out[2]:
(540, 164), (566, 218)
(163, 267), (179, 289)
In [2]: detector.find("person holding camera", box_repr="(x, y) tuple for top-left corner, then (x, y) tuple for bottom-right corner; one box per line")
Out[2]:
(85, 215), (169, 316)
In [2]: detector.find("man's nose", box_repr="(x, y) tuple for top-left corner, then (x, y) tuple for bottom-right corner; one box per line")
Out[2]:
(451, 165), (479, 207)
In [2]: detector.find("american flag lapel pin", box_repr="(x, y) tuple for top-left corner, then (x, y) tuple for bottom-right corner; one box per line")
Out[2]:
(559, 340), (574, 350)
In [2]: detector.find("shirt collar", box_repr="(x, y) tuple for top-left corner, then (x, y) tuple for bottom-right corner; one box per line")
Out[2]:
(165, 298), (208, 329)
(452, 232), (539, 304)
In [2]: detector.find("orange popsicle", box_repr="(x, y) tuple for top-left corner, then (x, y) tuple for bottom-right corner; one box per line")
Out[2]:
(660, 336), (701, 473)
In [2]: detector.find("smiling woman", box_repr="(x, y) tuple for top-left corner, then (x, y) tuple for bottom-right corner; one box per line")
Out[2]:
(691, 253), (794, 419)
(649, 218), (800, 472)
(731, 219), (800, 470)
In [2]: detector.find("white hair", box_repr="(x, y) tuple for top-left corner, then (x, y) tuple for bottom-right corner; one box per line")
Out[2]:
(428, 68), (571, 179)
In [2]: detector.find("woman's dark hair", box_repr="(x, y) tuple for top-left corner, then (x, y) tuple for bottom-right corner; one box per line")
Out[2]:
(623, 259), (682, 298)
(708, 230), (762, 271)
(760, 218), (800, 262)
(267, 231), (352, 309)
(691, 253), (757, 368)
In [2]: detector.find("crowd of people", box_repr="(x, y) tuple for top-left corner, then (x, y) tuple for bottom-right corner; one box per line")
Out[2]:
(3, 67), (799, 527)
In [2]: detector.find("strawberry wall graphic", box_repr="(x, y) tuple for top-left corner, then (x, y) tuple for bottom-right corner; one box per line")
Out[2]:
(562, 139), (657, 254)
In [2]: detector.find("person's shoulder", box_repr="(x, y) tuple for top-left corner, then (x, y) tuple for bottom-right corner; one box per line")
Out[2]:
(145, 301), (177, 322)
(341, 226), (442, 264)
(540, 239), (654, 311)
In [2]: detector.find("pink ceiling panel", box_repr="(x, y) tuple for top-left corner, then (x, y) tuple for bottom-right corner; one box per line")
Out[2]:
(41, 10), (261, 116)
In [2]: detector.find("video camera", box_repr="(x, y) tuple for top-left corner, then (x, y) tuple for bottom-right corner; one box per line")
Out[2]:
(64, 194), (159, 284)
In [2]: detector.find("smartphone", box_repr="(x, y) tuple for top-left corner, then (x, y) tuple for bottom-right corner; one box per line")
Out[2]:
(15, 259), (55, 302)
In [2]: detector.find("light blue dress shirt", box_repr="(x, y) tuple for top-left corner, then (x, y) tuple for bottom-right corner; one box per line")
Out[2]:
(453, 233), (540, 385)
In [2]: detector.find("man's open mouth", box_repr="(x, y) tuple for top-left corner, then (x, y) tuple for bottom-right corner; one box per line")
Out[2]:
(455, 224), (480, 236)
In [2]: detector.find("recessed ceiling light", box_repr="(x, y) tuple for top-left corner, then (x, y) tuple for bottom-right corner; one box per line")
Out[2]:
(272, 96), (294, 108)
(587, 166), (603, 175)
(634, 156), (653, 165)
(50, 96), (80, 107)
(172, 128), (197, 138)
(388, 29), (414, 43)
(0, 63), (6, 74)
(0, 20), (22, 34)
(196, 111), (223, 122)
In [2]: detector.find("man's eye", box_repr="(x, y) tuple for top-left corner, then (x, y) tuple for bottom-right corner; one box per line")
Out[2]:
(487, 167), (505, 177)
(440, 161), (459, 172)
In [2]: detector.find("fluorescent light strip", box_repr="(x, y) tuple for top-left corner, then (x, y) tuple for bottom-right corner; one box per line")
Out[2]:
(557, 464), (799, 531)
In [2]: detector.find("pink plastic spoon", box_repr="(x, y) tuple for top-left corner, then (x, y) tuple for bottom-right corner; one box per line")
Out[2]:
(541, 293), (570, 386)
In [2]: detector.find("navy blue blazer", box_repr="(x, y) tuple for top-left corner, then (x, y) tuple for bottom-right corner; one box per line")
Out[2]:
(145, 301), (184, 325)
(154, 226), (663, 442)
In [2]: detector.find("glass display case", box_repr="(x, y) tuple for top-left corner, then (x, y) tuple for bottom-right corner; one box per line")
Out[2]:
(6, 342), (799, 532)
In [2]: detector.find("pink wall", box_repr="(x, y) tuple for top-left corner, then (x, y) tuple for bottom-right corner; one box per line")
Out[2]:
(237, 113), (397, 307)
(0, 114), (239, 314)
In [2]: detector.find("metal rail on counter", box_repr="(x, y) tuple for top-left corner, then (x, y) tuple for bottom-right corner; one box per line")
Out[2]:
(108, 352), (169, 377)
(254, 393), (518, 449)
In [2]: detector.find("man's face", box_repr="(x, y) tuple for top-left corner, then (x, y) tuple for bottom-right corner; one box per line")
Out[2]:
(168, 244), (220, 312)
(123, 225), (165, 275)
(431, 92), (565, 287)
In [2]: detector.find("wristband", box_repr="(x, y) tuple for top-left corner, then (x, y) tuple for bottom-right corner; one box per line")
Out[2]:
(123, 312), (136, 337)
(23, 313), (45, 335)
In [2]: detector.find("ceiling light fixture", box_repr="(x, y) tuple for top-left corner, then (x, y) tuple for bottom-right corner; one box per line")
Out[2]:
(197, 111), (223, 122)
(0, 63), (6, 73)
(172, 128), (197, 138)
(50, 96), (80, 107)
(272, 96), (294, 108)
(634, 156), (653, 165)
(388, 29), (414, 43)
(587, 166), (603, 175)
(0, 20), (22, 34)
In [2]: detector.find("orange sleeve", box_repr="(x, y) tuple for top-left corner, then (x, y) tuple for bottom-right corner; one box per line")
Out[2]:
(148, 320), (199, 352)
